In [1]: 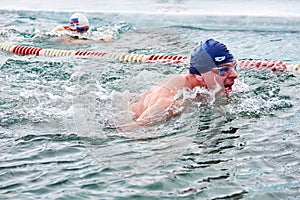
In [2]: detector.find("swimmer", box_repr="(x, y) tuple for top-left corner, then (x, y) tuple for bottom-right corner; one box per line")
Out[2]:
(118, 39), (238, 131)
(53, 13), (111, 44)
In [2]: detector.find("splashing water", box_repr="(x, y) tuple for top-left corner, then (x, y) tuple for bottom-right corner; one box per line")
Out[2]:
(0, 2), (300, 199)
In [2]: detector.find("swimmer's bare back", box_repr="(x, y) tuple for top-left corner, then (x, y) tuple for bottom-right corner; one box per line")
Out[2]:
(58, 35), (111, 45)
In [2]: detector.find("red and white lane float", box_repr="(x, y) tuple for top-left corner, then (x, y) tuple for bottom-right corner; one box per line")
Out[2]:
(0, 42), (187, 64)
(0, 42), (299, 72)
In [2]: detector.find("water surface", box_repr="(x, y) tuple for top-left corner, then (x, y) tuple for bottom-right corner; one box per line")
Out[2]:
(0, 1), (300, 199)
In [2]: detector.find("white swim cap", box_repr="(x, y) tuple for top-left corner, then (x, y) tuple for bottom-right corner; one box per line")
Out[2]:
(69, 13), (89, 32)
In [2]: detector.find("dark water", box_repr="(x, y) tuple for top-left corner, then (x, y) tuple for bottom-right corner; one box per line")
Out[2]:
(0, 3), (300, 199)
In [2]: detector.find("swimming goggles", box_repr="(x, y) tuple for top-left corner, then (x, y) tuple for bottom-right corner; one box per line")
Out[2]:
(215, 63), (237, 76)
(69, 18), (89, 33)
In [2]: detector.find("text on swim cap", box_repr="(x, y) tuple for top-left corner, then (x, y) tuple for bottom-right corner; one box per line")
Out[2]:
(215, 56), (226, 62)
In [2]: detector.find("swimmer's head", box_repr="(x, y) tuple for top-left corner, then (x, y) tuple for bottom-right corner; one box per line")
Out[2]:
(189, 39), (234, 75)
(69, 13), (89, 33)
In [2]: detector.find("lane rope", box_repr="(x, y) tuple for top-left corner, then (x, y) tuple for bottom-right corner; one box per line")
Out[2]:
(0, 42), (299, 72)
(0, 42), (188, 64)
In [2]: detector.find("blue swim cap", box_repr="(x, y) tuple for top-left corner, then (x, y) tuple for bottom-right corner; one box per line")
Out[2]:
(189, 39), (234, 75)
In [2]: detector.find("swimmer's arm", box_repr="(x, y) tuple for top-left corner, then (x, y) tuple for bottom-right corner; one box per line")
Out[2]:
(52, 25), (66, 32)
(52, 25), (70, 32)
(116, 104), (168, 131)
(56, 35), (101, 44)
(58, 35), (90, 45)
(117, 98), (181, 131)
(135, 98), (176, 126)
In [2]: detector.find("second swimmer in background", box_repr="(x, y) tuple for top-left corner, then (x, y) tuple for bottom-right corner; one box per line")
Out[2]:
(53, 13), (111, 44)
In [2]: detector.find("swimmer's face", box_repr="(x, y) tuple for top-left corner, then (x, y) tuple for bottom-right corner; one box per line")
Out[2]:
(69, 18), (89, 33)
(69, 24), (89, 33)
(203, 61), (238, 97)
